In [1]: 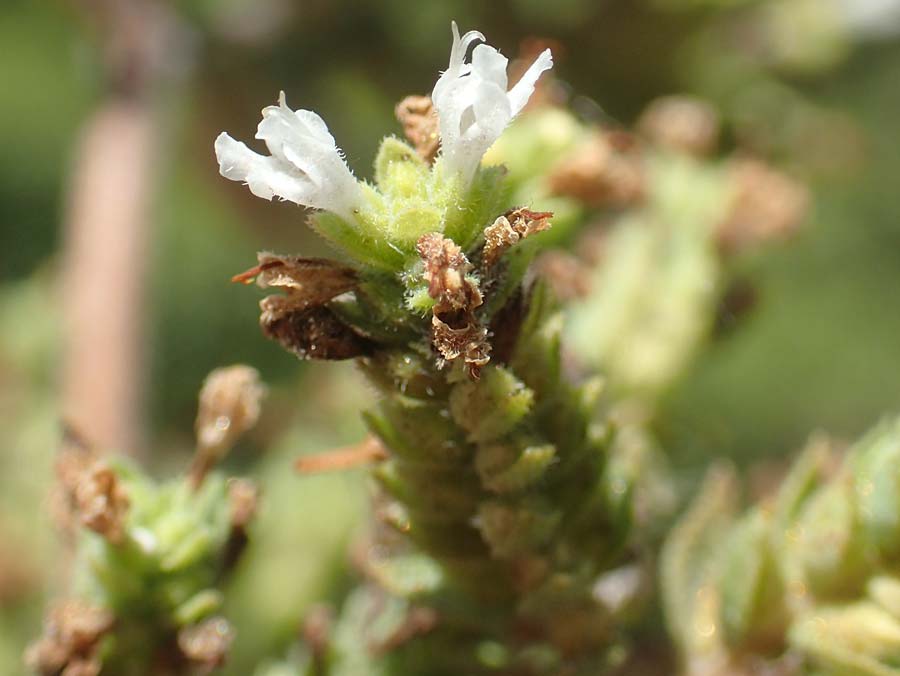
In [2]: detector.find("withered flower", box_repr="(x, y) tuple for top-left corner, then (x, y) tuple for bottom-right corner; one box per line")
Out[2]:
(395, 95), (440, 163)
(235, 252), (375, 363)
(547, 131), (644, 207)
(638, 96), (720, 157)
(74, 465), (130, 544)
(54, 430), (129, 544)
(25, 600), (113, 676)
(235, 251), (358, 308)
(260, 302), (376, 361)
(533, 251), (591, 301)
(416, 233), (490, 379)
(717, 158), (810, 255)
(418, 232), (482, 313)
(482, 207), (553, 268)
(191, 365), (265, 487)
(177, 616), (235, 672)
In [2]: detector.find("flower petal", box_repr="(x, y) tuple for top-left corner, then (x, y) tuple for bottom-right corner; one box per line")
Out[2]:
(215, 132), (315, 204)
(506, 48), (553, 117)
(257, 92), (336, 165)
(470, 44), (509, 90)
(217, 93), (364, 222)
(433, 22), (485, 105)
(433, 23), (553, 187)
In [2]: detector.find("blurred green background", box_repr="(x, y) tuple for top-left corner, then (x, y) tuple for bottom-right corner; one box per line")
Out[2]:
(1, 0), (899, 672)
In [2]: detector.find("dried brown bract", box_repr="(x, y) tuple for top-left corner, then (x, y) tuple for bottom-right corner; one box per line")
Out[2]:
(75, 465), (130, 543)
(233, 252), (358, 310)
(25, 600), (113, 676)
(395, 95), (440, 163)
(236, 252), (375, 363)
(416, 233), (491, 379)
(54, 427), (101, 535)
(548, 131), (644, 207)
(55, 429), (130, 543)
(295, 436), (388, 474)
(482, 207), (553, 268)
(177, 616), (234, 672)
(431, 319), (491, 379)
(191, 365), (265, 488)
(717, 159), (810, 255)
(55, 426), (98, 489)
(261, 302), (376, 361)
(638, 96), (720, 157)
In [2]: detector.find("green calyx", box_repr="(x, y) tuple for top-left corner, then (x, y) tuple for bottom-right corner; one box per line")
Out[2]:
(309, 137), (508, 273)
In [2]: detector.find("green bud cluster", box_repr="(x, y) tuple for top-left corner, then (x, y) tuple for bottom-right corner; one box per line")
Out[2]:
(662, 417), (900, 676)
(37, 460), (245, 675)
(77, 463), (234, 622)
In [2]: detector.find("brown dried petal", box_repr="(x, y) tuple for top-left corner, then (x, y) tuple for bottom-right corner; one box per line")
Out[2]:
(482, 207), (553, 268)
(261, 302), (375, 361)
(74, 465), (129, 543)
(717, 159), (810, 255)
(638, 96), (720, 157)
(295, 436), (387, 474)
(547, 132), (644, 207)
(395, 95), (440, 163)
(26, 600), (113, 676)
(233, 253), (357, 309)
(177, 617), (234, 671)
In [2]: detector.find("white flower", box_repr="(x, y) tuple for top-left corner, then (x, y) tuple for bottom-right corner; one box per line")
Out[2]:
(215, 92), (364, 223)
(432, 22), (553, 185)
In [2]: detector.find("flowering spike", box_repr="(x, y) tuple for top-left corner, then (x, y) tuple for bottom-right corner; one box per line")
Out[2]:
(432, 22), (553, 186)
(215, 92), (364, 223)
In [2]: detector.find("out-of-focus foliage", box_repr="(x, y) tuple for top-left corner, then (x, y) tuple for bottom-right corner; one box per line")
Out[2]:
(663, 418), (900, 675)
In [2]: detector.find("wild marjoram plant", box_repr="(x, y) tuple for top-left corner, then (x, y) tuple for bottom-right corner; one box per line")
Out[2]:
(31, 19), (900, 676)
(216, 22), (636, 675)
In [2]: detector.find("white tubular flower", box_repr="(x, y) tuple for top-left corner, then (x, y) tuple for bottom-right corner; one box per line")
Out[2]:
(215, 92), (364, 223)
(432, 22), (553, 185)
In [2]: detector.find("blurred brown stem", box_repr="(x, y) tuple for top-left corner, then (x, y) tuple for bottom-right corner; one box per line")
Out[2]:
(60, 0), (175, 455)
(60, 101), (155, 455)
